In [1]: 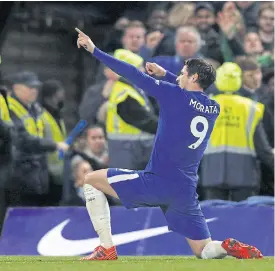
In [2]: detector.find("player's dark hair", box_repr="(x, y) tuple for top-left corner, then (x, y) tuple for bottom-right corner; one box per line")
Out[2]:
(185, 59), (216, 90)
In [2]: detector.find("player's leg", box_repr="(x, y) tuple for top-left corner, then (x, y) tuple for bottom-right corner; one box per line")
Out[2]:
(186, 226), (263, 259)
(81, 168), (117, 260)
(85, 168), (119, 198)
(82, 168), (154, 260)
(163, 203), (263, 259)
(163, 206), (227, 258)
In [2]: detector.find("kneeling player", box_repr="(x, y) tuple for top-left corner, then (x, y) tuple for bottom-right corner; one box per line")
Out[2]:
(75, 28), (263, 260)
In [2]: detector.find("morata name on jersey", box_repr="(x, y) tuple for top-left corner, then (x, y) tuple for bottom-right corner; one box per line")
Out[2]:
(189, 99), (218, 114)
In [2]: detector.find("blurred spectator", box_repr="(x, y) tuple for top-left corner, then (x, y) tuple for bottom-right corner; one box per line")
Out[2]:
(167, 2), (196, 29)
(79, 76), (116, 126)
(73, 125), (108, 167)
(144, 9), (176, 57)
(243, 31), (264, 57)
(61, 126), (117, 206)
(96, 20), (146, 84)
(235, 1), (260, 29)
(81, 21), (146, 125)
(141, 26), (203, 75)
(5, 71), (69, 206)
(218, 3), (273, 68)
(146, 9), (168, 32)
(217, 2), (245, 62)
(61, 140), (106, 206)
(106, 49), (156, 169)
(71, 158), (93, 203)
(201, 62), (274, 201)
(0, 86), (14, 231)
(40, 79), (67, 205)
(103, 17), (130, 53)
(259, 68), (274, 196)
(257, 3), (274, 52)
(121, 20), (146, 54)
(235, 56), (263, 101)
(234, 56), (274, 196)
(141, 3), (199, 59)
(194, 3), (223, 63)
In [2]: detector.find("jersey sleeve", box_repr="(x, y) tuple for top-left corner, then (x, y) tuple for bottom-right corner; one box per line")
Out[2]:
(92, 48), (180, 102)
(163, 70), (178, 84)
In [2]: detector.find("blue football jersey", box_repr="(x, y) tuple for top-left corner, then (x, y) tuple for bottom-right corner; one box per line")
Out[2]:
(145, 88), (220, 185)
(93, 48), (220, 186)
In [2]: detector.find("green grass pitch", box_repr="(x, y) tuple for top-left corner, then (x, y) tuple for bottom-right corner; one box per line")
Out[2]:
(0, 256), (273, 271)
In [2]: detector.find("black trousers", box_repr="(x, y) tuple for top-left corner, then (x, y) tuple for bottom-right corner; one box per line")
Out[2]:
(204, 188), (258, 202)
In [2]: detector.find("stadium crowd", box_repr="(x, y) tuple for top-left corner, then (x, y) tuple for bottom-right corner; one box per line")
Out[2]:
(0, 1), (274, 229)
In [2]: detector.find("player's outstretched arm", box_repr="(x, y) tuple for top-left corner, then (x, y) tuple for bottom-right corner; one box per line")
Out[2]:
(75, 28), (178, 100)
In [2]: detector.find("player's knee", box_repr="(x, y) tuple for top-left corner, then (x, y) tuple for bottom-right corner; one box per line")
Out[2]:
(84, 172), (97, 187)
(84, 171), (104, 191)
(189, 244), (204, 258)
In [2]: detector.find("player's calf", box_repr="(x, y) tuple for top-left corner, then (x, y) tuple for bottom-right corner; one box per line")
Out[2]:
(82, 169), (116, 258)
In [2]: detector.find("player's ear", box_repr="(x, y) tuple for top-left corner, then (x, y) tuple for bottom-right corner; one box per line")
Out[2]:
(193, 73), (199, 83)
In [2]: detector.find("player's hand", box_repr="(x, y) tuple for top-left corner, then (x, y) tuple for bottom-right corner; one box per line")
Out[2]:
(146, 31), (164, 49)
(146, 62), (166, 77)
(56, 142), (70, 152)
(75, 27), (95, 54)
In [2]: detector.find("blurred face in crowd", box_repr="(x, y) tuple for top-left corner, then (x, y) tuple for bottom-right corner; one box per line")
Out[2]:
(86, 127), (106, 156)
(243, 68), (263, 90)
(122, 26), (145, 53)
(175, 29), (201, 58)
(147, 10), (167, 31)
(258, 9), (274, 33)
(45, 88), (65, 110)
(243, 32), (264, 55)
(13, 84), (38, 105)
(195, 9), (215, 31)
(75, 161), (93, 188)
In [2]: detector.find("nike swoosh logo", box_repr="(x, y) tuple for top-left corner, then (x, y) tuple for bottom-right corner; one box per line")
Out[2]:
(37, 217), (218, 256)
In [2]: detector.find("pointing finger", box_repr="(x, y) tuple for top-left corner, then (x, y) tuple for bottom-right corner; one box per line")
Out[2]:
(75, 27), (85, 36)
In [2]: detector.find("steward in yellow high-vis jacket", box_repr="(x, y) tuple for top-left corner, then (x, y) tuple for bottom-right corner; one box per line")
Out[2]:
(0, 86), (14, 232)
(106, 49), (158, 169)
(6, 72), (68, 204)
(0, 86), (13, 180)
(40, 79), (67, 204)
(201, 63), (274, 201)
